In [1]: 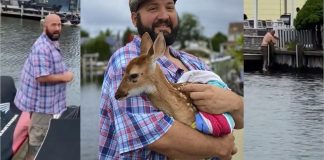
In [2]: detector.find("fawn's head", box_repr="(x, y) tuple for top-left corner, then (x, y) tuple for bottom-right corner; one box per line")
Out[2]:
(115, 32), (166, 100)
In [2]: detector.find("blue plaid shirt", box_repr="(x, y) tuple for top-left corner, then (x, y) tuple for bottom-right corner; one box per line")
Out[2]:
(14, 33), (68, 114)
(99, 36), (210, 160)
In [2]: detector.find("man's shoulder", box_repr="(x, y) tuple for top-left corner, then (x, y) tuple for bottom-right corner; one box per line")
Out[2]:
(177, 49), (205, 63)
(178, 50), (198, 59)
(173, 49), (210, 70)
(32, 35), (52, 53)
(108, 40), (140, 70)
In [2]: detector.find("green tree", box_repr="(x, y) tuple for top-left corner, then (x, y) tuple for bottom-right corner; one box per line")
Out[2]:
(122, 27), (136, 45)
(294, 0), (323, 49)
(211, 32), (227, 52)
(177, 13), (203, 49)
(80, 29), (89, 38)
(81, 29), (112, 61)
(104, 29), (112, 37)
(228, 34), (243, 70)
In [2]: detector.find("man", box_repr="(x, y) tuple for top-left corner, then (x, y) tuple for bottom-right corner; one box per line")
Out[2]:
(261, 30), (279, 72)
(14, 14), (74, 160)
(99, 0), (243, 159)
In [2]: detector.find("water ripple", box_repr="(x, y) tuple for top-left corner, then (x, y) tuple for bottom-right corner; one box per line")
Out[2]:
(245, 72), (324, 160)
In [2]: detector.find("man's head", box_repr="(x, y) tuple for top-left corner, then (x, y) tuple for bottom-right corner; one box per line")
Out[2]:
(43, 14), (61, 41)
(270, 30), (275, 36)
(129, 0), (179, 46)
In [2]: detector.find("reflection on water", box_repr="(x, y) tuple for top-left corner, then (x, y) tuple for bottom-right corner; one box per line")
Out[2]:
(245, 72), (324, 160)
(0, 16), (80, 106)
(81, 76), (103, 160)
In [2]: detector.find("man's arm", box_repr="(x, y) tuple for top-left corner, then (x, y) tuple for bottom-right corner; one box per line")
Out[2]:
(36, 71), (74, 83)
(148, 121), (236, 160)
(180, 84), (244, 129)
(270, 35), (279, 44)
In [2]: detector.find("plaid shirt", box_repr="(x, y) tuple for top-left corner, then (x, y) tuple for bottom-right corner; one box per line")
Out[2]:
(14, 33), (68, 114)
(99, 36), (210, 160)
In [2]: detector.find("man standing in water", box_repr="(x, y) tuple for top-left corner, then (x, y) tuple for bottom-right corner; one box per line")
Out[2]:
(261, 30), (279, 72)
(14, 14), (74, 160)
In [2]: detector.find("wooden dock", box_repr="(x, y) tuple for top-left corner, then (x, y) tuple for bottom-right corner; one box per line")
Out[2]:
(82, 53), (107, 81)
(244, 47), (323, 71)
(1, 4), (50, 20)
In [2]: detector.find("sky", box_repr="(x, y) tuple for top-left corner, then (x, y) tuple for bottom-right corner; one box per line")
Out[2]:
(81, 0), (243, 37)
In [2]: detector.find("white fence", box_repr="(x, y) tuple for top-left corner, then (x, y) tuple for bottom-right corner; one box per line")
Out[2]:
(244, 20), (323, 50)
(274, 25), (313, 49)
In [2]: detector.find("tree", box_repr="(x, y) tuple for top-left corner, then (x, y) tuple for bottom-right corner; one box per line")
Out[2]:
(177, 13), (203, 49)
(122, 27), (136, 45)
(211, 32), (227, 52)
(104, 29), (112, 37)
(228, 34), (243, 70)
(81, 29), (112, 61)
(294, 0), (323, 49)
(81, 29), (89, 38)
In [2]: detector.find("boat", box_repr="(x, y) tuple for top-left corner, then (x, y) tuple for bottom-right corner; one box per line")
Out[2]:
(40, 12), (80, 27)
(0, 76), (80, 160)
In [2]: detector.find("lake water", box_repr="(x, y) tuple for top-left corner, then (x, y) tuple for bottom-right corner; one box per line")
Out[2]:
(244, 72), (324, 160)
(81, 77), (102, 160)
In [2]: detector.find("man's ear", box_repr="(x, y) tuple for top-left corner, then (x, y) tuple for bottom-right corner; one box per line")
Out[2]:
(131, 12), (137, 27)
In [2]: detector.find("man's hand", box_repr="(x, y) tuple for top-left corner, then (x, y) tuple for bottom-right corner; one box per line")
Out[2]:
(180, 83), (244, 129)
(36, 71), (74, 83)
(62, 71), (74, 82)
(218, 134), (238, 160)
(148, 121), (237, 159)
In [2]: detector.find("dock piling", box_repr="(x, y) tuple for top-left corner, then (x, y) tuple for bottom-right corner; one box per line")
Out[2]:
(41, 7), (44, 19)
(20, 5), (23, 18)
(296, 44), (304, 68)
(267, 45), (270, 66)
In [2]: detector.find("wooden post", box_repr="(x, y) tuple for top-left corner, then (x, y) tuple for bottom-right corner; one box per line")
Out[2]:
(41, 7), (44, 19)
(82, 56), (86, 81)
(296, 44), (304, 68)
(254, 0), (258, 28)
(21, 5), (24, 18)
(296, 44), (299, 68)
(267, 45), (270, 66)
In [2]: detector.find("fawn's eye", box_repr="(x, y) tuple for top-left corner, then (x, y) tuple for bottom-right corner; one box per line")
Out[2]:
(129, 73), (139, 79)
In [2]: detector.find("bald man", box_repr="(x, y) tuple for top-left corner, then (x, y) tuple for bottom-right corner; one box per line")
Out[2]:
(14, 14), (74, 160)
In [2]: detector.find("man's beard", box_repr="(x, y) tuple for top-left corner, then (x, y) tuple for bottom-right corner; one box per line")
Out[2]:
(136, 13), (179, 46)
(45, 28), (60, 41)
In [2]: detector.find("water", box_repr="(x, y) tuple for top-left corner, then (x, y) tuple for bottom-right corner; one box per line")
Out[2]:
(81, 78), (102, 160)
(245, 72), (324, 160)
(0, 16), (80, 106)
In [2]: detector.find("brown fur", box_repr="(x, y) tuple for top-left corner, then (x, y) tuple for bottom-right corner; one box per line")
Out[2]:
(115, 32), (196, 126)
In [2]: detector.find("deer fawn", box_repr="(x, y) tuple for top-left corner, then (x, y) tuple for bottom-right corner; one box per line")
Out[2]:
(115, 32), (234, 134)
(115, 32), (197, 126)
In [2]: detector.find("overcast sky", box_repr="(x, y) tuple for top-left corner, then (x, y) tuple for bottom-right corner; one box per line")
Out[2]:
(81, 0), (243, 37)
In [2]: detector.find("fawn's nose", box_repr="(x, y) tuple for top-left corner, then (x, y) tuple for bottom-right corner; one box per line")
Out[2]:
(115, 90), (128, 100)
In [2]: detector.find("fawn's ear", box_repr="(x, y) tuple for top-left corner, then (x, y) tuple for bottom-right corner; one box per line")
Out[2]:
(152, 32), (166, 61)
(140, 32), (153, 56)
